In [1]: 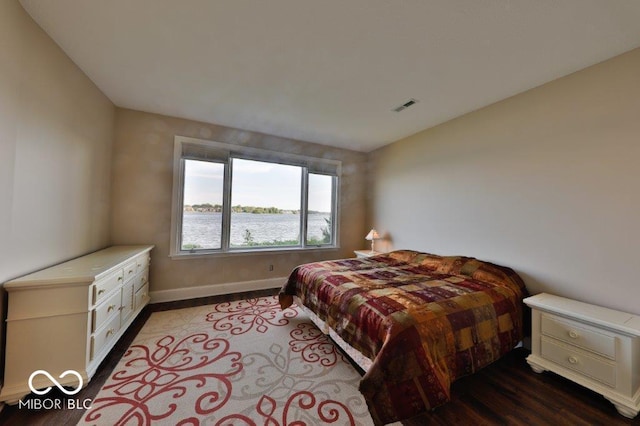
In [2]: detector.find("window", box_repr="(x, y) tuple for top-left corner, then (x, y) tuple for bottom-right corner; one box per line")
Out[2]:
(181, 160), (225, 250)
(170, 136), (340, 256)
(230, 158), (303, 248)
(307, 173), (335, 246)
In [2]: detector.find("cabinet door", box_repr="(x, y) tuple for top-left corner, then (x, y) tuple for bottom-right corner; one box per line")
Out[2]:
(120, 280), (135, 325)
(135, 283), (150, 311)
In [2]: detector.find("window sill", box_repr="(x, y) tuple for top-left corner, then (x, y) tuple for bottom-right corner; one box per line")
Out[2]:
(169, 245), (341, 260)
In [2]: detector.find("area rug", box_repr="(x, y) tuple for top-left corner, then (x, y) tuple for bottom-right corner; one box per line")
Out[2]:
(78, 296), (374, 425)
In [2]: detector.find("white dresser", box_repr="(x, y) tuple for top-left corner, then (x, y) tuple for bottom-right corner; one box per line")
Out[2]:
(525, 293), (640, 419)
(0, 245), (153, 404)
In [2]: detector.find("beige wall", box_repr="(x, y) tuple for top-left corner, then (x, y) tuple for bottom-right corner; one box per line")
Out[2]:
(111, 109), (367, 295)
(368, 48), (640, 315)
(0, 0), (114, 376)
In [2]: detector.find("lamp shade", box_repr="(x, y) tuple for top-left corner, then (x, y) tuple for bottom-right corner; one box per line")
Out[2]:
(365, 229), (380, 240)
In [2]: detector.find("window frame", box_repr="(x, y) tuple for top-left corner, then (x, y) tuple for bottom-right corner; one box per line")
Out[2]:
(170, 136), (341, 258)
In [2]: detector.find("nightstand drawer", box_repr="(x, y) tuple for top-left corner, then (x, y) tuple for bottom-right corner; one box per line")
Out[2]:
(541, 314), (616, 360)
(541, 337), (616, 387)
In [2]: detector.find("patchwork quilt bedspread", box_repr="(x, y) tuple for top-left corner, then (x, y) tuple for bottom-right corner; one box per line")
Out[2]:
(279, 250), (527, 425)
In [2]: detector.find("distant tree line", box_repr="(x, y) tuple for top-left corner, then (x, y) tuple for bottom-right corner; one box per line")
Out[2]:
(232, 205), (285, 214)
(187, 203), (223, 212)
(185, 203), (305, 214)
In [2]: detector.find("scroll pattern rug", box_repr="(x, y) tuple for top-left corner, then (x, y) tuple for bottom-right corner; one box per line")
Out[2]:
(78, 296), (374, 425)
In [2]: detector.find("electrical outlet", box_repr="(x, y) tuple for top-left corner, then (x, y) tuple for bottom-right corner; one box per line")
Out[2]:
(269, 264), (274, 272)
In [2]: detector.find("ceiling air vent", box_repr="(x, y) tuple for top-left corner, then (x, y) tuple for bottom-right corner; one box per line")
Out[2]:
(392, 98), (419, 112)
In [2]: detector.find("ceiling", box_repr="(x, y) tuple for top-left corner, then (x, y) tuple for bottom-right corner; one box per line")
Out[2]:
(20, 1), (640, 152)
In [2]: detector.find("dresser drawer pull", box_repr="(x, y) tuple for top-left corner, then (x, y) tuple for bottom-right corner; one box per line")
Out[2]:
(568, 356), (579, 365)
(98, 289), (106, 295)
(106, 328), (115, 337)
(107, 304), (117, 313)
(568, 330), (579, 339)
(118, 276), (123, 281)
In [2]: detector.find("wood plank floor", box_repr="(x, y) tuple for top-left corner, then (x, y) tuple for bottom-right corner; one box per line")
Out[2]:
(0, 289), (637, 426)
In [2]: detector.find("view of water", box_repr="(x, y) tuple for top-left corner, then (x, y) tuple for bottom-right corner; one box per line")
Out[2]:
(182, 212), (331, 249)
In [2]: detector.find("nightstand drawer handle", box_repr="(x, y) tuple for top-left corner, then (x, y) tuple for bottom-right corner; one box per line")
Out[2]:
(107, 304), (116, 312)
(568, 330), (579, 339)
(106, 328), (115, 337)
(97, 289), (106, 295)
(568, 356), (579, 365)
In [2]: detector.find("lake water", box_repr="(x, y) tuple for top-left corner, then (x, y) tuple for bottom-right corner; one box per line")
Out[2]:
(182, 212), (331, 249)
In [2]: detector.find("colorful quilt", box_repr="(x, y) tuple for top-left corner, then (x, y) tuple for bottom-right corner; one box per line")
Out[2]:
(279, 250), (527, 425)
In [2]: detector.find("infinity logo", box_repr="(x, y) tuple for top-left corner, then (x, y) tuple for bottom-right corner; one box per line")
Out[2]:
(28, 370), (83, 396)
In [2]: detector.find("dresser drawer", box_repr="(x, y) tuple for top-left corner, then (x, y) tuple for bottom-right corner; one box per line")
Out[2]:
(541, 337), (616, 387)
(123, 259), (138, 283)
(93, 269), (124, 305)
(134, 270), (148, 293)
(135, 254), (150, 274)
(92, 291), (121, 333)
(541, 314), (616, 360)
(91, 314), (121, 361)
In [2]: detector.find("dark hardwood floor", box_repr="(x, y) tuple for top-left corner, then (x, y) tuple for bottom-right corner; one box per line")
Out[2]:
(0, 289), (637, 426)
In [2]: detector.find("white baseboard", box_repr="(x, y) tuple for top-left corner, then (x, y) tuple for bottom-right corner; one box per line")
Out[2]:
(149, 276), (287, 304)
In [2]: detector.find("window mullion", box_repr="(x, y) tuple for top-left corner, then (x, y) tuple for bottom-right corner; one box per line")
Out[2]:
(300, 168), (308, 248)
(221, 161), (232, 251)
(331, 175), (338, 246)
(176, 158), (187, 253)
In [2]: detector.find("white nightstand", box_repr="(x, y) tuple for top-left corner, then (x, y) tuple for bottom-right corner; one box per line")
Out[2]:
(525, 293), (640, 419)
(354, 250), (381, 258)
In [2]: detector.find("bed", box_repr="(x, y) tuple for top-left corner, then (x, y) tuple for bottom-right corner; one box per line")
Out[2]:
(279, 250), (527, 425)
